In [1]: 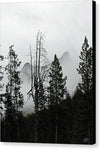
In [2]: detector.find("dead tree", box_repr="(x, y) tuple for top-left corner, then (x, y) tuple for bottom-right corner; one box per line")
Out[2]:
(27, 31), (49, 142)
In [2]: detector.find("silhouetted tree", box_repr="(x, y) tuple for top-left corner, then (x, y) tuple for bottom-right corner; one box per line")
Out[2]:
(3, 45), (24, 141)
(48, 54), (67, 143)
(77, 37), (93, 94)
(38, 80), (46, 110)
(0, 55), (4, 117)
(75, 37), (93, 144)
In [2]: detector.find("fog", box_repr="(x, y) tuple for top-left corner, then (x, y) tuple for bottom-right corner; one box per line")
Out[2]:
(0, 0), (92, 114)
(0, 0), (92, 67)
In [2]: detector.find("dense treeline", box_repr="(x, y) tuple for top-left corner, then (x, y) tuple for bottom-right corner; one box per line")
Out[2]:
(0, 35), (94, 144)
(1, 96), (72, 143)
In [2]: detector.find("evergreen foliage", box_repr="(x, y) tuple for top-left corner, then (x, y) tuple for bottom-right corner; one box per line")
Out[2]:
(48, 54), (67, 106)
(2, 46), (24, 141)
(1, 36), (94, 144)
(38, 80), (47, 110)
(0, 55), (4, 117)
(47, 54), (67, 143)
(72, 37), (94, 144)
(77, 36), (93, 94)
(0, 55), (4, 90)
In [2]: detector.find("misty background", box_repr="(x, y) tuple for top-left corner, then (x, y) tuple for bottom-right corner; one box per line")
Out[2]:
(0, 0), (92, 114)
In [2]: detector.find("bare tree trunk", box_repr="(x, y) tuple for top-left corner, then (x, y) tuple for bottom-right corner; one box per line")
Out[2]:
(29, 42), (38, 142)
(55, 104), (58, 143)
(34, 87), (38, 142)
(28, 32), (48, 143)
(9, 49), (12, 141)
(30, 45), (33, 92)
(16, 113), (20, 141)
(55, 80), (58, 143)
(38, 36), (41, 81)
(34, 33), (39, 142)
(8, 122), (11, 141)
(55, 114), (58, 143)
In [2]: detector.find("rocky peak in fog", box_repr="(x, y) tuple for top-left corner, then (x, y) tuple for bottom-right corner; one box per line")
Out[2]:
(59, 51), (70, 63)
(21, 63), (32, 76)
(21, 51), (70, 75)
(21, 51), (81, 114)
(21, 51), (80, 95)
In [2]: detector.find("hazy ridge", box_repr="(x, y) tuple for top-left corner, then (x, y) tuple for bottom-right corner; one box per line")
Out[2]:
(21, 51), (81, 115)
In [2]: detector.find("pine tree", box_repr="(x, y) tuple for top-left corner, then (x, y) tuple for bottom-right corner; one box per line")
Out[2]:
(0, 55), (4, 90)
(48, 54), (67, 143)
(72, 89), (86, 144)
(0, 55), (4, 117)
(38, 79), (46, 111)
(76, 37), (93, 144)
(4, 45), (24, 141)
(57, 91), (72, 143)
(77, 36), (93, 94)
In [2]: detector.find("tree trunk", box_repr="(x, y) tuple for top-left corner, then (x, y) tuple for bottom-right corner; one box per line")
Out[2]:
(55, 112), (58, 143)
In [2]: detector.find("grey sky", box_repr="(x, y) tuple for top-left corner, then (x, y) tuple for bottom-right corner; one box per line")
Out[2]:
(0, 0), (92, 67)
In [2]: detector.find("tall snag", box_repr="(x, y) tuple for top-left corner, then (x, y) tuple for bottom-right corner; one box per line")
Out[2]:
(28, 32), (49, 142)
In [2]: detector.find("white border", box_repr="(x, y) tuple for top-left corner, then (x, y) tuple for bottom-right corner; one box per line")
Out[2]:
(0, 0), (100, 150)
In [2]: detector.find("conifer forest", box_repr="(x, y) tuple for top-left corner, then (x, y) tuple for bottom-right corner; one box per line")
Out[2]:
(0, 31), (95, 144)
